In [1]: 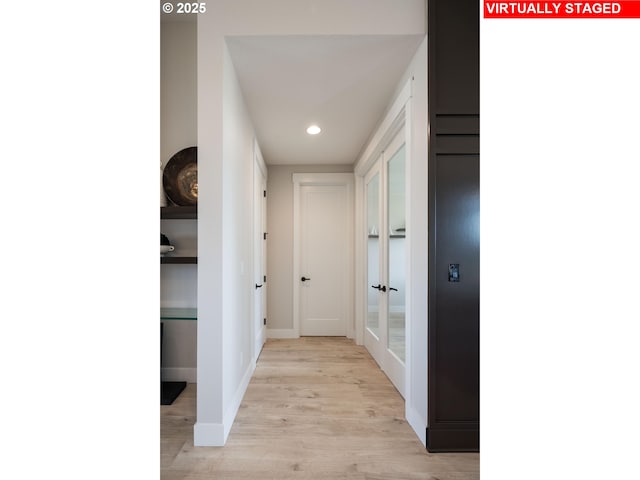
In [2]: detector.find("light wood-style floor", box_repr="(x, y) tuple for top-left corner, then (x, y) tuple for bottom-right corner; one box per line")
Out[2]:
(161, 337), (479, 480)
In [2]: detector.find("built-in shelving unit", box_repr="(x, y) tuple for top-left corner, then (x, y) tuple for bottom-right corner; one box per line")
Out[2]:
(161, 206), (197, 263)
(160, 207), (197, 404)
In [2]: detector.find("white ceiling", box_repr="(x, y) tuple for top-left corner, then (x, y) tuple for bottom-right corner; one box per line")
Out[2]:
(226, 35), (423, 165)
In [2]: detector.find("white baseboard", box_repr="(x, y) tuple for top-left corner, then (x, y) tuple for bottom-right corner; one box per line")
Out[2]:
(222, 359), (256, 441)
(267, 328), (298, 339)
(161, 367), (196, 383)
(193, 360), (256, 446)
(193, 421), (225, 446)
(406, 404), (427, 448)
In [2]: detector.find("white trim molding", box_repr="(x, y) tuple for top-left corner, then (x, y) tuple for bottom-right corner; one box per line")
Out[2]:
(355, 79), (412, 176)
(254, 137), (268, 180)
(267, 328), (298, 339)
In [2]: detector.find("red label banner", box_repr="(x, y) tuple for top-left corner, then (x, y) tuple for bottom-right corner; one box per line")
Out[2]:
(484, 1), (640, 18)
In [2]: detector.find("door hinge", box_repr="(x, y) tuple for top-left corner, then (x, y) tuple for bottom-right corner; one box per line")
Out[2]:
(263, 232), (268, 240)
(263, 190), (267, 198)
(263, 275), (267, 282)
(263, 318), (267, 325)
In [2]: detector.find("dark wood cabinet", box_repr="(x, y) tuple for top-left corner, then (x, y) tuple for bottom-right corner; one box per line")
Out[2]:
(426, 0), (480, 452)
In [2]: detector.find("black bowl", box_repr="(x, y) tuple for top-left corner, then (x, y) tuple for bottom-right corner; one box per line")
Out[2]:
(163, 146), (197, 206)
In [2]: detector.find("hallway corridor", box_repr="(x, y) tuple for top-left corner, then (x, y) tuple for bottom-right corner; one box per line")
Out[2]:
(161, 337), (479, 479)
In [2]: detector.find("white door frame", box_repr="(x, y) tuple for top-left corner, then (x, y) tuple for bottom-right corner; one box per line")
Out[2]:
(292, 173), (355, 338)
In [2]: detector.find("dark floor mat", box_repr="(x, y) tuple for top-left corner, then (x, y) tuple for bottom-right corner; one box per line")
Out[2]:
(161, 381), (187, 405)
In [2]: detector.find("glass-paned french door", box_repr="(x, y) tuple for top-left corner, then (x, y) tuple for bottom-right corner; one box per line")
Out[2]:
(364, 128), (406, 396)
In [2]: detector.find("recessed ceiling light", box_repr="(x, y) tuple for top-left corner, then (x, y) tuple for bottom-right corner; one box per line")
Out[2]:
(306, 125), (321, 135)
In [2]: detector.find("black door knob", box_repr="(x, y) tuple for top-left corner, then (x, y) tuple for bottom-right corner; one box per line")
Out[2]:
(301, 277), (311, 282)
(255, 284), (263, 289)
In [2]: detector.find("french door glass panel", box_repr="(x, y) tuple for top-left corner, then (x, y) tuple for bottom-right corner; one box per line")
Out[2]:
(387, 144), (406, 362)
(366, 172), (380, 337)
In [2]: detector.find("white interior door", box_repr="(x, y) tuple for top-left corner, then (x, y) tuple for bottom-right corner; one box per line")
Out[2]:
(253, 157), (267, 358)
(294, 174), (353, 337)
(363, 128), (406, 396)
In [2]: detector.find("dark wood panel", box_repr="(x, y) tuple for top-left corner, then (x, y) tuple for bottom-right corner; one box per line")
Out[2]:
(426, 423), (480, 452)
(161, 256), (197, 264)
(435, 115), (479, 135)
(433, 155), (479, 421)
(427, 0), (479, 453)
(434, 135), (479, 155)
(430, 0), (480, 114)
(161, 206), (198, 219)
(427, 154), (480, 452)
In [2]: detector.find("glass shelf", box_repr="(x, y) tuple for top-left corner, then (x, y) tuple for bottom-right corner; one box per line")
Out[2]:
(160, 307), (197, 320)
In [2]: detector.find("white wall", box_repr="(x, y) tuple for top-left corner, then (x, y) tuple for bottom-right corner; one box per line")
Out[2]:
(267, 164), (353, 335)
(160, 19), (197, 382)
(195, 12), (225, 445)
(196, 0), (426, 446)
(221, 42), (256, 413)
(195, 32), (266, 446)
(161, 20), (197, 167)
(195, 36), (260, 445)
